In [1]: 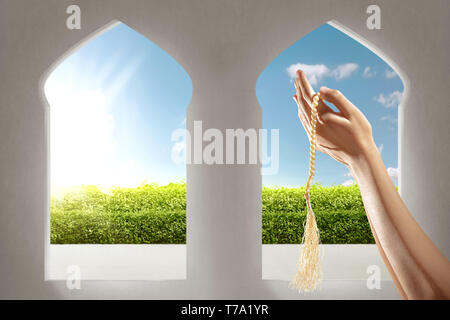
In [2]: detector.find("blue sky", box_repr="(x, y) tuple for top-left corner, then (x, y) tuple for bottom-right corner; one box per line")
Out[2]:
(46, 22), (402, 189)
(257, 23), (403, 187)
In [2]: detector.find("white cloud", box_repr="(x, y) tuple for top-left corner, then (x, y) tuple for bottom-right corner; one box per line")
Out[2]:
(287, 63), (330, 85)
(287, 62), (359, 85)
(330, 63), (359, 80)
(387, 167), (399, 184)
(342, 179), (355, 186)
(380, 115), (398, 132)
(380, 116), (391, 121)
(362, 66), (375, 78)
(385, 69), (397, 79)
(375, 90), (403, 108)
(380, 115), (397, 124)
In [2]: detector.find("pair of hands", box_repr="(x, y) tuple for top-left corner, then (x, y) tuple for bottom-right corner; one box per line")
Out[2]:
(293, 69), (378, 169)
(294, 70), (450, 300)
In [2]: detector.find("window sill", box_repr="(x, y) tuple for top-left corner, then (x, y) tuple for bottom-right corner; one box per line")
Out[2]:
(262, 244), (391, 281)
(45, 244), (186, 281)
(46, 244), (390, 281)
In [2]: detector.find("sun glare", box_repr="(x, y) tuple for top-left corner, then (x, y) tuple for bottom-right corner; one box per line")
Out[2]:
(45, 62), (145, 191)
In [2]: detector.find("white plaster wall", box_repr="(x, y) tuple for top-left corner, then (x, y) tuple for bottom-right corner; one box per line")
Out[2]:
(0, 0), (449, 299)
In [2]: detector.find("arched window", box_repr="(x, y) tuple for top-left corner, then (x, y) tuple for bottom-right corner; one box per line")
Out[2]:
(44, 22), (192, 280)
(257, 22), (404, 280)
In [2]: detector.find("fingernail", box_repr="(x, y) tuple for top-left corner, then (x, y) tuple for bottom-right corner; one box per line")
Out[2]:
(320, 86), (329, 93)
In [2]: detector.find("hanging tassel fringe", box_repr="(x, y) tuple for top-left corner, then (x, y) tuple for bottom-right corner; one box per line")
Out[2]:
(291, 93), (322, 292)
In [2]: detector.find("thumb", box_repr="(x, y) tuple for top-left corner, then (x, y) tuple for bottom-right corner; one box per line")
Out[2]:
(319, 86), (355, 116)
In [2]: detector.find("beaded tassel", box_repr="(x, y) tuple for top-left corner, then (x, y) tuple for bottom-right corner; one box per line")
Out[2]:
(291, 93), (322, 292)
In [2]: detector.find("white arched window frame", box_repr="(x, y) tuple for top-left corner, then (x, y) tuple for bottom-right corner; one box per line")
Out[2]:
(43, 20), (188, 281)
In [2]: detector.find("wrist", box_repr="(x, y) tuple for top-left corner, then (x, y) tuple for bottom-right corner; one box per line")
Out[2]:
(348, 139), (381, 179)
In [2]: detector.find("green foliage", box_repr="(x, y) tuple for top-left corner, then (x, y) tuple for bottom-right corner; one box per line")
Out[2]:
(262, 210), (374, 244)
(262, 184), (364, 213)
(51, 182), (186, 214)
(51, 209), (186, 244)
(51, 183), (374, 244)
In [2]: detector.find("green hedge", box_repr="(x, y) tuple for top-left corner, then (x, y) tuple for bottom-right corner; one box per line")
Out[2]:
(262, 184), (364, 212)
(51, 183), (375, 244)
(262, 210), (374, 244)
(51, 209), (186, 244)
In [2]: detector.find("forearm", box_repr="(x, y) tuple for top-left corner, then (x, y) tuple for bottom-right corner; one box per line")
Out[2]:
(349, 141), (450, 299)
(364, 213), (408, 299)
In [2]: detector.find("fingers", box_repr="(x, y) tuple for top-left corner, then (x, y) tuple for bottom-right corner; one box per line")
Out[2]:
(297, 70), (315, 103)
(294, 77), (311, 120)
(294, 81), (312, 122)
(293, 95), (311, 137)
(320, 110), (350, 127)
(294, 70), (352, 136)
(319, 86), (356, 117)
(296, 70), (335, 120)
(295, 70), (353, 118)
